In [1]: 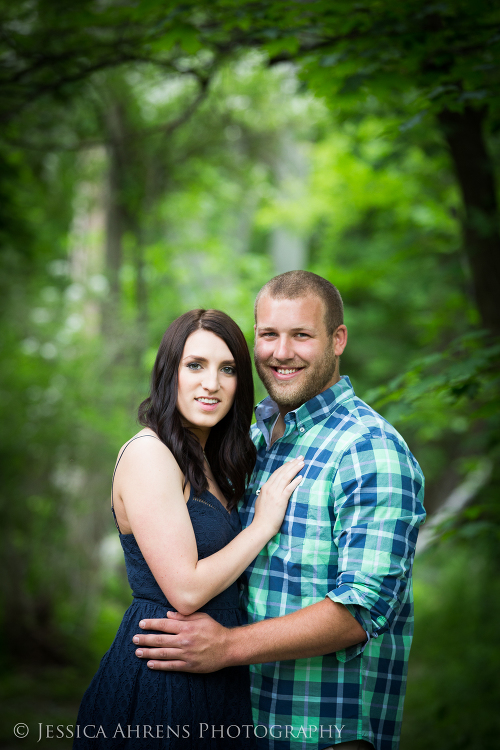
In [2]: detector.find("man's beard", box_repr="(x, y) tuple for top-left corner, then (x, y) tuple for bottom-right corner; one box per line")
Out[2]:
(254, 347), (337, 411)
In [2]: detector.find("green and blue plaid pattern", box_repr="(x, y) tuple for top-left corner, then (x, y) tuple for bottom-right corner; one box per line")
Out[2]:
(239, 376), (426, 750)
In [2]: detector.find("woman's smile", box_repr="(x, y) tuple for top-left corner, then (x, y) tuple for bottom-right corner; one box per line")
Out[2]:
(195, 396), (222, 411)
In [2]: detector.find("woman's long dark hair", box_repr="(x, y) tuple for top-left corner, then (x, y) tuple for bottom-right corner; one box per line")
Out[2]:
(138, 309), (256, 510)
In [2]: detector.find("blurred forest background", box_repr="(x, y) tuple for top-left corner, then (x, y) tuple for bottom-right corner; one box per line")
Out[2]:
(0, 1), (499, 748)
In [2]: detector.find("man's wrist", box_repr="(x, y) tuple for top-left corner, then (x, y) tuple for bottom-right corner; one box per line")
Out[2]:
(224, 624), (248, 667)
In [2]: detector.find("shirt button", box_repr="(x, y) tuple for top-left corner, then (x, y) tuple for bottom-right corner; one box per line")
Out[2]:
(299, 427), (305, 433)
(255, 489), (261, 495)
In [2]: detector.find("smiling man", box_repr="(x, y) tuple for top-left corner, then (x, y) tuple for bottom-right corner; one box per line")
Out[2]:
(133, 271), (426, 750)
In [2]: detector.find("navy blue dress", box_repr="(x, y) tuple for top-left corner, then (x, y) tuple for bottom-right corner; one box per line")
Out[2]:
(75, 442), (256, 749)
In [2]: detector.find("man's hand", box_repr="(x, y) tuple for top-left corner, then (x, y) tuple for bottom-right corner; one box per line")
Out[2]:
(133, 611), (230, 672)
(134, 598), (366, 672)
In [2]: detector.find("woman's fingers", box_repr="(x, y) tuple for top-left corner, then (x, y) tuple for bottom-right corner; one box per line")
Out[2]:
(279, 473), (303, 500)
(253, 457), (305, 536)
(277, 459), (304, 490)
(288, 474), (303, 489)
(268, 457), (304, 486)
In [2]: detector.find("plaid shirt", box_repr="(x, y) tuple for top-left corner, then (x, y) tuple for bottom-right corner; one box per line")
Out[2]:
(239, 376), (426, 750)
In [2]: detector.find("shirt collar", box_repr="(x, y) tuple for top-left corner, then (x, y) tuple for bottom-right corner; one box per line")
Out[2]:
(254, 375), (354, 445)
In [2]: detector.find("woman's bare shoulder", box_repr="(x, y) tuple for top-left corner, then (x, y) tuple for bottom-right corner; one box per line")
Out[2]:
(116, 428), (182, 479)
(117, 427), (163, 454)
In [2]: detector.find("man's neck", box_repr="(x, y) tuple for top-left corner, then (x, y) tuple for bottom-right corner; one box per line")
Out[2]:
(270, 412), (287, 445)
(268, 373), (342, 446)
(270, 403), (298, 445)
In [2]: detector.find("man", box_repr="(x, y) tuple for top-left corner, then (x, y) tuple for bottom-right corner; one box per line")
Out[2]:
(133, 271), (426, 750)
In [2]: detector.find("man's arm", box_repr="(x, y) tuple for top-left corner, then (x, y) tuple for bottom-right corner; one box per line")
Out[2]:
(133, 597), (366, 672)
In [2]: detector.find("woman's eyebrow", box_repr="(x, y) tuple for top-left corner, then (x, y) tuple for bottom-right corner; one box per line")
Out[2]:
(182, 355), (236, 365)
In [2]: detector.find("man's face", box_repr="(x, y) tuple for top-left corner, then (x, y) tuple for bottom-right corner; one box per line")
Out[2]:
(254, 294), (347, 411)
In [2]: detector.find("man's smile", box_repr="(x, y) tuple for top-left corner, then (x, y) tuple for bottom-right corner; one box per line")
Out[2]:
(270, 366), (305, 381)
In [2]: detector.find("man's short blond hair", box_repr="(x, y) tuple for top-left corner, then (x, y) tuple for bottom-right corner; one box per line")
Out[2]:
(255, 271), (344, 335)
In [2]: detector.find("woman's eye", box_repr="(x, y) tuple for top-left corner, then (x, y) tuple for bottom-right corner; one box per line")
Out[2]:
(222, 366), (236, 375)
(187, 362), (202, 370)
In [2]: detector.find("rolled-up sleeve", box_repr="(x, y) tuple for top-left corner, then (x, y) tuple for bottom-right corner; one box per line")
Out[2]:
(326, 434), (426, 662)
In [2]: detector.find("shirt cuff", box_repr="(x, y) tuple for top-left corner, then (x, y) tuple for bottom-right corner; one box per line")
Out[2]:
(327, 588), (388, 663)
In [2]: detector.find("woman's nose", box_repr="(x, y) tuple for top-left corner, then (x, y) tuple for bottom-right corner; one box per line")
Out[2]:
(202, 369), (220, 392)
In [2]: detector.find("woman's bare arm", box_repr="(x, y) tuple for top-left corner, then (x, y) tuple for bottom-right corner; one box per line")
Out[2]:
(114, 436), (302, 615)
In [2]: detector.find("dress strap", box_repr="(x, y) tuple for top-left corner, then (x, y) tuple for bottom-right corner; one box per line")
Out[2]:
(111, 434), (162, 533)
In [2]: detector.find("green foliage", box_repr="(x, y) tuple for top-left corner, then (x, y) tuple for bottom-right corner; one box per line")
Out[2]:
(365, 331), (500, 440)
(403, 534), (500, 749)
(0, 58), (317, 667)
(0, 667), (85, 749)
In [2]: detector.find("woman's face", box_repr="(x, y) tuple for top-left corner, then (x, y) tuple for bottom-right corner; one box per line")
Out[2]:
(177, 329), (238, 442)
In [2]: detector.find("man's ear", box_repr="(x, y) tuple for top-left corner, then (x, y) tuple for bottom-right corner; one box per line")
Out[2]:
(333, 325), (348, 356)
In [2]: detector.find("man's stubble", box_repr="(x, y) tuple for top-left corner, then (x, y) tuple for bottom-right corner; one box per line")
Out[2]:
(254, 346), (337, 411)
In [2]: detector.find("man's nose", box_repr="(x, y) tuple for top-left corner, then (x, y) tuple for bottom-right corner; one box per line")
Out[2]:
(273, 335), (294, 361)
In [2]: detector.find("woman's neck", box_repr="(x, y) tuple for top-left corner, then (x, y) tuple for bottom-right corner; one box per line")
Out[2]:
(182, 421), (210, 449)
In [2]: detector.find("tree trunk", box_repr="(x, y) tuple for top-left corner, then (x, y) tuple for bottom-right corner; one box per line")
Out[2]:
(131, 223), (148, 368)
(437, 106), (500, 334)
(270, 131), (308, 274)
(103, 102), (127, 332)
(134, 230), (148, 331)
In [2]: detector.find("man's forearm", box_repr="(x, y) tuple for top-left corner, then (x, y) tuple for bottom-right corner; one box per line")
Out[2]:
(226, 597), (366, 666)
(133, 596), (367, 672)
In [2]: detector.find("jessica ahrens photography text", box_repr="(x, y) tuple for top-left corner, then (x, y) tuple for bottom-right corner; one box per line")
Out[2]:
(30, 723), (346, 742)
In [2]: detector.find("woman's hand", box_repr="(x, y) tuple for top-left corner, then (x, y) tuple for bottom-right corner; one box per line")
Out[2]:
(253, 456), (304, 537)
(116, 438), (302, 616)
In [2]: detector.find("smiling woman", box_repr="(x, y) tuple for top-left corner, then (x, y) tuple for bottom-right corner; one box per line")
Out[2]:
(73, 308), (304, 749)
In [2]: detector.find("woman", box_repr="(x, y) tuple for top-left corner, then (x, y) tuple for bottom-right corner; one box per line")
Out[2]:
(75, 309), (303, 749)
